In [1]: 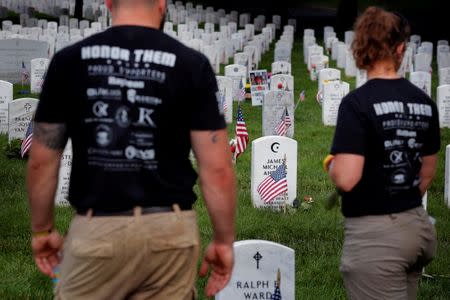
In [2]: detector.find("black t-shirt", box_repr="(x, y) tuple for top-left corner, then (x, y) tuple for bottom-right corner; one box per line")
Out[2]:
(35, 26), (226, 212)
(331, 78), (440, 217)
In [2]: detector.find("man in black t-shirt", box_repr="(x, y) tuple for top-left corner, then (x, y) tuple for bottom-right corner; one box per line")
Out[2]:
(27, 0), (237, 298)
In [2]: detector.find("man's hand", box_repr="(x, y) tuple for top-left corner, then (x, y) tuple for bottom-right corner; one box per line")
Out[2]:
(199, 241), (234, 297)
(32, 230), (64, 278)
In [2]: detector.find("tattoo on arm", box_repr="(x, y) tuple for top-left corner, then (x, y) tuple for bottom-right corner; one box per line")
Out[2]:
(33, 122), (68, 150)
(209, 131), (218, 144)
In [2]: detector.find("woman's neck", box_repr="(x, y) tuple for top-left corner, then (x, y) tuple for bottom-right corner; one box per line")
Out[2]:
(367, 59), (400, 80)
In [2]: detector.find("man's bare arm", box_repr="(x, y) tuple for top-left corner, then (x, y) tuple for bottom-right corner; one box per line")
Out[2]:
(329, 154), (365, 192)
(27, 122), (68, 232)
(191, 129), (236, 244)
(191, 129), (236, 296)
(419, 154), (438, 195)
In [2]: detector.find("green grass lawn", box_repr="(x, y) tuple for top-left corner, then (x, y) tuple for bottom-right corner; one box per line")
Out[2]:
(1, 34), (449, 299)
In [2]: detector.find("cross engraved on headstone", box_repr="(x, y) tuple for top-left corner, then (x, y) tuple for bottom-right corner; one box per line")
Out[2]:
(253, 251), (263, 269)
(24, 103), (31, 112)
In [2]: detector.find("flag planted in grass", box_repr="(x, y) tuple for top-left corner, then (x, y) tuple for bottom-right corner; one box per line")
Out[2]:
(275, 107), (292, 136)
(21, 121), (33, 158)
(235, 104), (249, 158)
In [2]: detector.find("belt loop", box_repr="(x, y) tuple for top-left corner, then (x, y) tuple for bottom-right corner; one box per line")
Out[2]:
(87, 208), (93, 220)
(134, 206), (142, 222)
(173, 204), (181, 218)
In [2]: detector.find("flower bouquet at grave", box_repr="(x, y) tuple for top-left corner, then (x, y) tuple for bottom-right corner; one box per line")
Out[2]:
(245, 83), (251, 99)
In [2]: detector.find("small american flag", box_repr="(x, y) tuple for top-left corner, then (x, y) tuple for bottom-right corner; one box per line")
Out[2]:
(221, 93), (228, 115)
(299, 90), (305, 101)
(271, 268), (282, 300)
(257, 162), (288, 203)
(238, 79), (246, 101)
(21, 121), (33, 158)
(271, 286), (282, 300)
(235, 105), (248, 158)
(275, 108), (292, 136)
(21, 61), (29, 83)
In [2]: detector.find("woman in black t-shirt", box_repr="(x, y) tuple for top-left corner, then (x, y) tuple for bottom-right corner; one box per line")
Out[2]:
(325, 7), (439, 299)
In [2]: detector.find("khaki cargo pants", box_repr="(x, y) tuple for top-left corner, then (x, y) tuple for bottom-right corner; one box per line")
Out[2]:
(340, 206), (437, 300)
(55, 207), (200, 300)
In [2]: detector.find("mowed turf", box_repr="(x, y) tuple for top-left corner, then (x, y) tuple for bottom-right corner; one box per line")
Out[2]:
(0, 33), (449, 300)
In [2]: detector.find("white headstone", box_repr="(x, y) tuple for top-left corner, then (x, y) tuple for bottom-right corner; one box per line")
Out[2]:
(307, 45), (323, 71)
(244, 45), (258, 69)
(331, 39), (340, 61)
(239, 13), (250, 28)
(303, 36), (316, 64)
(203, 45), (219, 74)
(272, 15), (281, 29)
(421, 41), (433, 56)
(215, 240), (295, 300)
(318, 68), (340, 89)
(345, 49), (357, 77)
(0, 80), (13, 134)
(344, 31), (354, 45)
(234, 52), (250, 73)
(322, 81), (350, 126)
(30, 58), (49, 94)
(439, 67), (450, 86)
(337, 42), (347, 69)
(216, 76), (233, 124)
(270, 74), (294, 92)
(410, 35), (421, 50)
(310, 55), (329, 81)
(304, 29), (314, 37)
(438, 52), (450, 69)
(55, 139), (72, 206)
(251, 136), (297, 209)
(437, 45), (450, 67)
(323, 26), (334, 41)
(325, 37), (338, 57)
(356, 69), (368, 88)
(317, 68), (341, 103)
(445, 145), (450, 208)
(274, 46), (291, 63)
(271, 61), (291, 75)
(8, 98), (39, 142)
(262, 91), (294, 138)
(287, 19), (297, 31)
(225, 64), (247, 102)
(437, 84), (450, 128)
(414, 53), (432, 73)
(409, 71), (432, 97)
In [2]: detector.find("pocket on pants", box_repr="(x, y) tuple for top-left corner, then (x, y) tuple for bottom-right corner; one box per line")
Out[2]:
(71, 238), (114, 258)
(149, 234), (198, 251)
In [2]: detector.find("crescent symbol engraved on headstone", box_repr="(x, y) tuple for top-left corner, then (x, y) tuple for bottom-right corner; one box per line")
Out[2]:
(271, 142), (280, 153)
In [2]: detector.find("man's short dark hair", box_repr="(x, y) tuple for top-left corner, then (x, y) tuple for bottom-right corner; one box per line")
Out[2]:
(112, 0), (157, 8)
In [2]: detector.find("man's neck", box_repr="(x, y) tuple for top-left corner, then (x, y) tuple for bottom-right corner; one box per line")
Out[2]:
(367, 59), (400, 80)
(111, 10), (161, 29)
